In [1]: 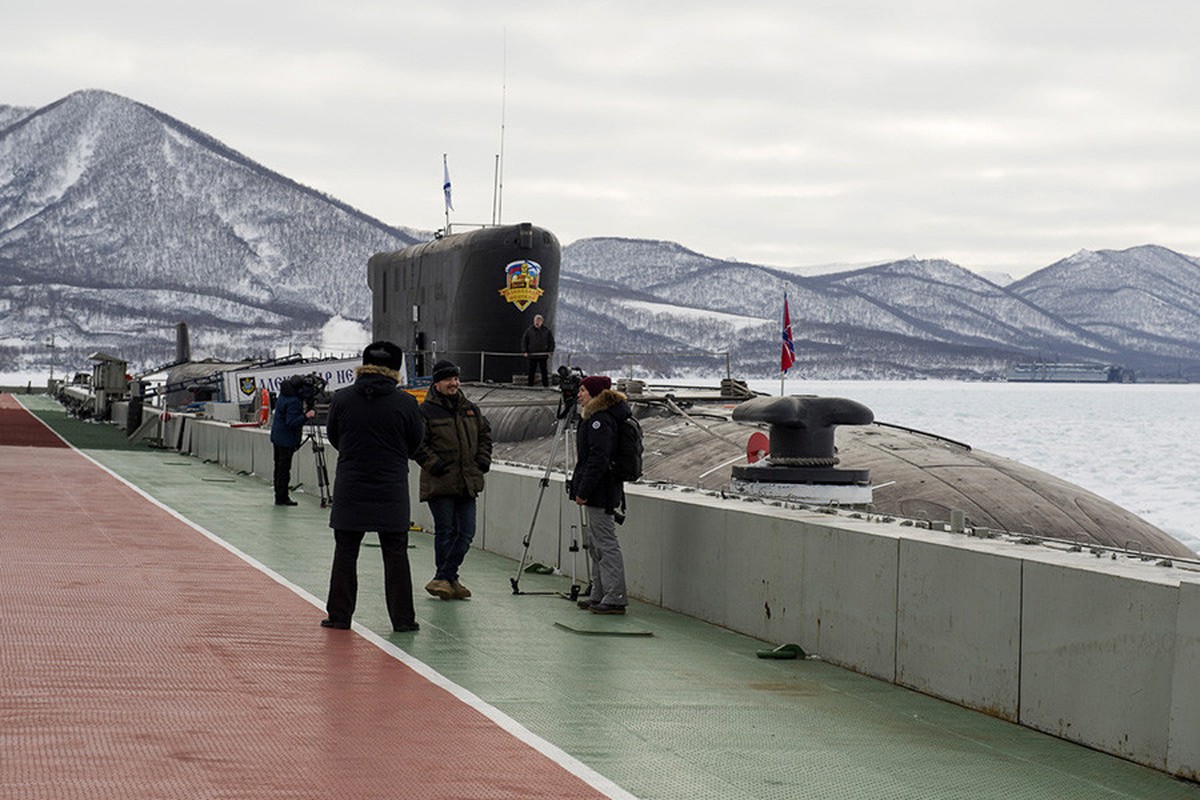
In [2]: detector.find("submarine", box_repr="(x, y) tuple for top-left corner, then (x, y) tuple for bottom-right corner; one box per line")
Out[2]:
(367, 224), (1196, 560)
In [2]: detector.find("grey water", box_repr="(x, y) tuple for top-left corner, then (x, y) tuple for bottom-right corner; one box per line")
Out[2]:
(740, 379), (1200, 556)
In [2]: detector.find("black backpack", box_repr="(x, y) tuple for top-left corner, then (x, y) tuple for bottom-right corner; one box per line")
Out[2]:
(610, 415), (644, 482)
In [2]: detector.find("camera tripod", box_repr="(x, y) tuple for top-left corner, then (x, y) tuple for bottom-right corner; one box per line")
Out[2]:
(510, 398), (591, 599)
(303, 419), (332, 508)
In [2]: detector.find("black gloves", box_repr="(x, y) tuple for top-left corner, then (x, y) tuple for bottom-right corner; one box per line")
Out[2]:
(476, 458), (490, 474)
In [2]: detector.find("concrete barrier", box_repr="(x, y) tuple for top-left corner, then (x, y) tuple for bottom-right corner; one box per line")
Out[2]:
(897, 538), (1022, 720)
(1020, 560), (1180, 769)
(149, 415), (1200, 780)
(1169, 580), (1200, 780)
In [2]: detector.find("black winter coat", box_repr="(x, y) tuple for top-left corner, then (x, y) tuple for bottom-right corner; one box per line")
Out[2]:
(414, 389), (493, 501)
(521, 324), (555, 356)
(269, 384), (307, 449)
(326, 366), (423, 532)
(571, 388), (630, 510)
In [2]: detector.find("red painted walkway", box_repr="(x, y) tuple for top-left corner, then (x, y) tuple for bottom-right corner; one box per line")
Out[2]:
(0, 397), (617, 799)
(0, 392), (69, 447)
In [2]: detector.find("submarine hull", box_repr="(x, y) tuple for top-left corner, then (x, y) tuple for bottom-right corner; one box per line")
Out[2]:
(466, 383), (1196, 560)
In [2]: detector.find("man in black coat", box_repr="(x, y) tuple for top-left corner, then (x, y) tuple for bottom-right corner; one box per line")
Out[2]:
(520, 314), (555, 387)
(321, 341), (424, 633)
(269, 375), (315, 506)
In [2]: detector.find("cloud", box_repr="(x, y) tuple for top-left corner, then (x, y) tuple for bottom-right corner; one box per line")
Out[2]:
(5, 1), (1200, 276)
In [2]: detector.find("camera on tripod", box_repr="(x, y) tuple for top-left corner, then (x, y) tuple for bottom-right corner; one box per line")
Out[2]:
(294, 373), (327, 412)
(557, 365), (584, 403)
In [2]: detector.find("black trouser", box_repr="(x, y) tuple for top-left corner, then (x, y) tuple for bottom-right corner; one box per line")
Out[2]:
(273, 444), (296, 501)
(325, 529), (415, 629)
(527, 356), (549, 387)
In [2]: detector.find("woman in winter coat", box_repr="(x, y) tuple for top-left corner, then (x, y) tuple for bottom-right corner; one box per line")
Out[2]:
(571, 375), (632, 615)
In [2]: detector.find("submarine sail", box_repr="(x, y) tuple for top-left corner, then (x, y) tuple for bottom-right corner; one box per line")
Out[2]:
(369, 222), (561, 382)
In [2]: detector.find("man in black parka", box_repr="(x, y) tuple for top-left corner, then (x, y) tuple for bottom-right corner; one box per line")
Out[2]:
(321, 341), (424, 633)
(269, 375), (315, 506)
(520, 314), (555, 387)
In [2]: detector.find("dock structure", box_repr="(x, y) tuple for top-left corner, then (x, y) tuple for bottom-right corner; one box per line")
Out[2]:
(2, 392), (1198, 799)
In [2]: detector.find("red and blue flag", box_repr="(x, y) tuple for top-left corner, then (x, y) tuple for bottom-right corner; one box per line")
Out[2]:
(781, 293), (796, 373)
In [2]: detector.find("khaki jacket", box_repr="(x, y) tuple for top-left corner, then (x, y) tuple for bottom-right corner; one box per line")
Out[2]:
(415, 388), (493, 501)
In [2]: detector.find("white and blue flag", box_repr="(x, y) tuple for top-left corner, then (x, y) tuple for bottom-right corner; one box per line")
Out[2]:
(443, 154), (453, 212)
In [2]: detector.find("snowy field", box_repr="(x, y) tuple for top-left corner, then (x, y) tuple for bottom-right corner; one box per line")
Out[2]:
(743, 379), (1200, 556)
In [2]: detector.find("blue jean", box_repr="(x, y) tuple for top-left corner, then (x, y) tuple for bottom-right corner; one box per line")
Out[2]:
(427, 495), (477, 582)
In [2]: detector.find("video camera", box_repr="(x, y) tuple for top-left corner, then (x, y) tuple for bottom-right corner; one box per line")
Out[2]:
(554, 365), (584, 420)
(292, 372), (328, 411)
(557, 365), (584, 400)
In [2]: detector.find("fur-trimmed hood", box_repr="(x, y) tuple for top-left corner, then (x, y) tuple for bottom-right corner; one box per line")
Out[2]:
(351, 364), (402, 398)
(580, 388), (628, 420)
(355, 363), (401, 381)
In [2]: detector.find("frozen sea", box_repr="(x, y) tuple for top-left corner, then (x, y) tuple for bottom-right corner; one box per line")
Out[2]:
(738, 379), (1200, 556)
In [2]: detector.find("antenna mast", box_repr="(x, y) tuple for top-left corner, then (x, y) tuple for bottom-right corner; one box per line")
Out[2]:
(493, 29), (507, 226)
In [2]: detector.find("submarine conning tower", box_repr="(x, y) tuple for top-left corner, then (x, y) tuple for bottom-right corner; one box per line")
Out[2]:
(730, 395), (875, 505)
(368, 223), (561, 383)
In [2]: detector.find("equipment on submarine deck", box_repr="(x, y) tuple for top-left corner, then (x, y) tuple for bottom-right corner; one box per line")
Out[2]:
(728, 395), (875, 504)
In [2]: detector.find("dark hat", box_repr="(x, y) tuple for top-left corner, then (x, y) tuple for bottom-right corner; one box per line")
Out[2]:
(581, 375), (611, 396)
(431, 359), (461, 382)
(362, 341), (404, 371)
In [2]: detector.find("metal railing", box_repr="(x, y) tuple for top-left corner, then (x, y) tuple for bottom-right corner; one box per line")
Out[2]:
(408, 348), (733, 384)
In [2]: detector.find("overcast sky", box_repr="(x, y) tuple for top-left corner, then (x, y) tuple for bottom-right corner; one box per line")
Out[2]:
(4, 1), (1200, 278)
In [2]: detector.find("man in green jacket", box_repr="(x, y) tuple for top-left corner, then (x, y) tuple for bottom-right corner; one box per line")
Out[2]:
(415, 360), (493, 600)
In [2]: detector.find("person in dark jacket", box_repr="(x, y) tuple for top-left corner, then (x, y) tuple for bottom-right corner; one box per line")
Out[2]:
(520, 314), (555, 387)
(321, 341), (424, 633)
(269, 375), (315, 506)
(570, 374), (631, 615)
(414, 360), (493, 600)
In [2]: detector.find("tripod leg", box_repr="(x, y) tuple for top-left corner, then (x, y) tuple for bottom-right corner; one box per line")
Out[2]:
(578, 502), (594, 597)
(309, 424), (331, 508)
(564, 523), (581, 601)
(563, 417), (593, 597)
(512, 410), (571, 594)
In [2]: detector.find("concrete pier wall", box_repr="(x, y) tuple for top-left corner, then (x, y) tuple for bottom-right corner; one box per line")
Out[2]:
(144, 411), (1200, 781)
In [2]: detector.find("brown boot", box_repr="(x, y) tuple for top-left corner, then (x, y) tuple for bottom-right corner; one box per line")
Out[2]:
(424, 579), (454, 600)
(451, 580), (472, 599)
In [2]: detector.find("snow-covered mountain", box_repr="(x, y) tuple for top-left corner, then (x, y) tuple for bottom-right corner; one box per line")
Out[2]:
(1010, 246), (1200, 370)
(0, 89), (423, 373)
(3, 90), (1200, 381)
(558, 239), (1200, 380)
(0, 104), (33, 129)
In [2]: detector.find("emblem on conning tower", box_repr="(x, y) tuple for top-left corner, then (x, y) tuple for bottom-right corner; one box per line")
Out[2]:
(498, 260), (544, 311)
